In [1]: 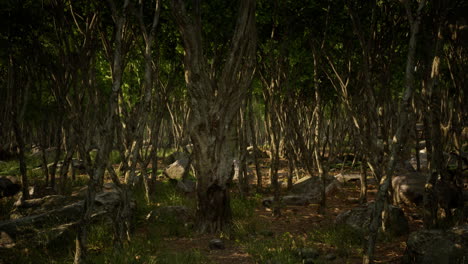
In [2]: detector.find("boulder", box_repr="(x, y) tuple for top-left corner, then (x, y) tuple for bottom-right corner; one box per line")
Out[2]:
(392, 172), (426, 206)
(163, 157), (190, 181)
(403, 225), (468, 264)
(164, 151), (189, 165)
(290, 175), (336, 195)
(335, 202), (409, 237)
(0, 176), (21, 199)
(147, 206), (193, 224)
(262, 195), (315, 207)
(209, 238), (225, 250)
(0, 185), (125, 248)
(176, 179), (196, 194)
(334, 173), (362, 183)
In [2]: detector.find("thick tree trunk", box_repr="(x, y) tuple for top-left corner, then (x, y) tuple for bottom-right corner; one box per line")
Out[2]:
(171, 0), (256, 232)
(196, 183), (232, 232)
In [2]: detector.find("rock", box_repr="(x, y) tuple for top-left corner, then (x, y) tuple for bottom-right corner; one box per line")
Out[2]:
(403, 225), (468, 264)
(209, 238), (225, 250)
(335, 202), (409, 237)
(0, 186), (125, 248)
(298, 247), (319, 259)
(0, 176), (21, 199)
(147, 206), (193, 223)
(392, 172), (426, 206)
(163, 157), (190, 181)
(290, 175), (337, 195)
(324, 253), (337, 261)
(334, 173), (362, 183)
(164, 152), (189, 165)
(176, 179), (196, 194)
(262, 195), (316, 207)
(325, 180), (341, 196)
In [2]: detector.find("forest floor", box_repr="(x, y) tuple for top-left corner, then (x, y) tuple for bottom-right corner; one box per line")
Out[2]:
(0, 155), (427, 264)
(133, 158), (424, 264)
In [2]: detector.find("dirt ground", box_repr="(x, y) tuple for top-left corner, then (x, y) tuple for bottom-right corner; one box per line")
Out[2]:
(156, 158), (425, 264)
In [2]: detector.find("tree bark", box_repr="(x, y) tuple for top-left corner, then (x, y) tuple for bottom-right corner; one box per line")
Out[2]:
(363, 1), (425, 263)
(171, 0), (256, 232)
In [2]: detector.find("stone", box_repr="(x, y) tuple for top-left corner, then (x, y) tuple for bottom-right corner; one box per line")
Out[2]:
(403, 225), (468, 264)
(324, 253), (337, 260)
(163, 157), (190, 181)
(148, 206), (193, 223)
(176, 179), (196, 194)
(298, 247), (319, 259)
(392, 172), (426, 206)
(0, 185), (126, 248)
(0, 176), (21, 199)
(262, 195), (316, 207)
(164, 151), (189, 165)
(290, 175), (336, 196)
(334, 173), (362, 183)
(209, 238), (225, 250)
(335, 202), (409, 237)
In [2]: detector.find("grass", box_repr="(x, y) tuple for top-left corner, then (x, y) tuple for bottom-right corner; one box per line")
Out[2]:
(307, 224), (364, 258)
(245, 232), (303, 264)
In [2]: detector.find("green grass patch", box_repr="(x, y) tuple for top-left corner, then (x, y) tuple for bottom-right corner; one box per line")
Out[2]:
(308, 224), (364, 257)
(245, 232), (303, 264)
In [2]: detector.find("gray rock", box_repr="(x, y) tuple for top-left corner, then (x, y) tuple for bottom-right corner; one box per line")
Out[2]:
(290, 175), (335, 196)
(148, 206), (193, 223)
(209, 238), (225, 250)
(324, 253), (337, 260)
(334, 173), (362, 183)
(392, 172), (426, 206)
(0, 185), (126, 248)
(163, 157), (190, 181)
(176, 179), (196, 193)
(164, 152), (189, 165)
(262, 195), (316, 207)
(298, 247), (319, 259)
(335, 202), (409, 237)
(403, 225), (468, 264)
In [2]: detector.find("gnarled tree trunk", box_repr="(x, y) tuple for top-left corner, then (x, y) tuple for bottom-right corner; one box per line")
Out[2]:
(171, 0), (256, 233)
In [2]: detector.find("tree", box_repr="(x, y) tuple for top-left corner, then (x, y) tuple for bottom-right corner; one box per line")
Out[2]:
(171, 0), (257, 232)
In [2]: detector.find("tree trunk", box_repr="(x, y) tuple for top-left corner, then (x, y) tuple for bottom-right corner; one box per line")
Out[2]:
(423, 22), (445, 229)
(12, 118), (29, 200)
(171, 0), (256, 232)
(248, 99), (262, 191)
(363, 1), (425, 263)
(359, 156), (368, 204)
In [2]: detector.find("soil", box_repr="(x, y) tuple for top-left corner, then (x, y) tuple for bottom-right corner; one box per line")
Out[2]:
(149, 158), (426, 264)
